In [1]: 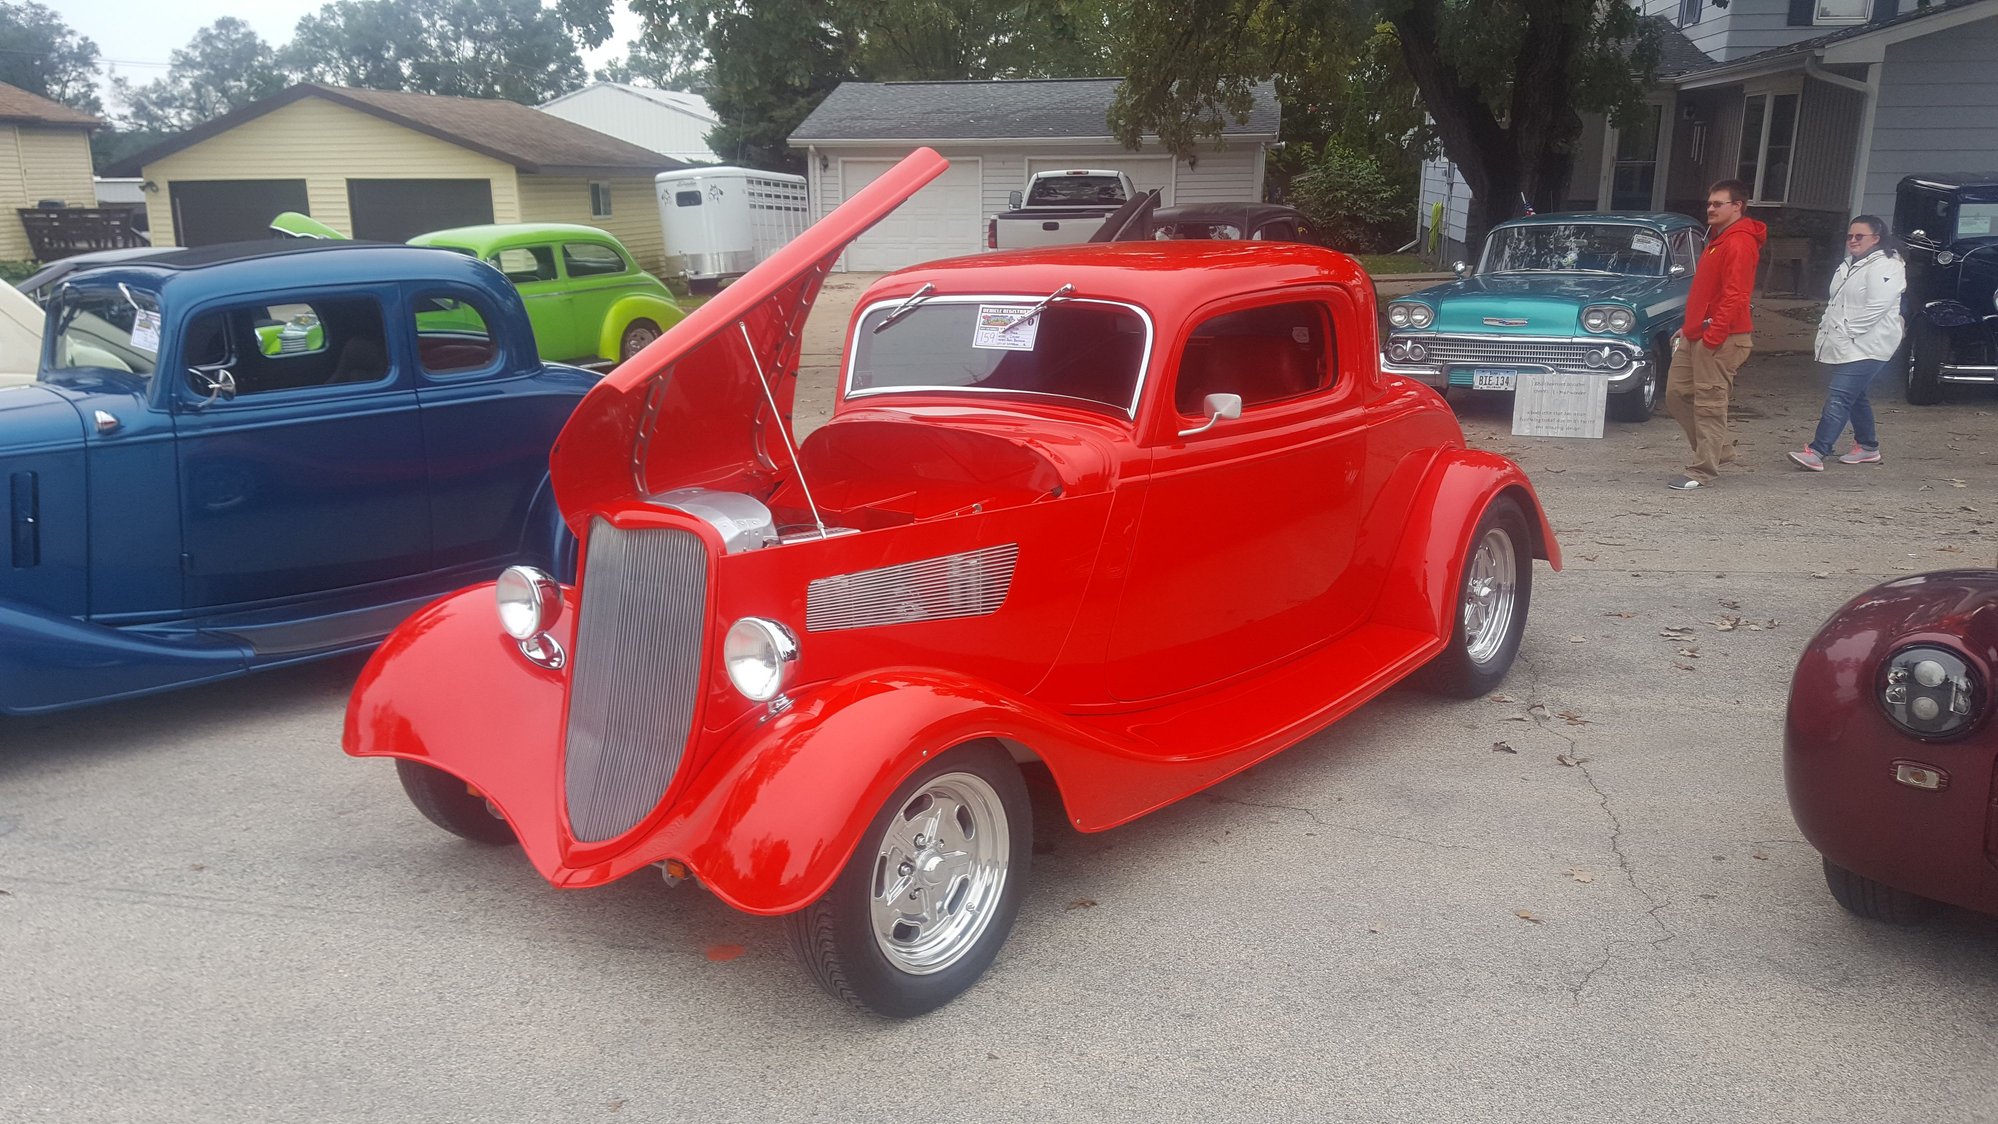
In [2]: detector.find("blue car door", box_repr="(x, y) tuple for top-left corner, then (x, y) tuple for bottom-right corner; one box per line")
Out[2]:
(169, 287), (432, 609)
(407, 282), (594, 573)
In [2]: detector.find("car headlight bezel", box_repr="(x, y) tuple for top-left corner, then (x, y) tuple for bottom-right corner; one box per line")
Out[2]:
(1878, 643), (1984, 741)
(1581, 305), (1634, 334)
(1406, 303), (1434, 329)
(1606, 307), (1635, 334)
(496, 565), (561, 642)
(724, 617), (800, 703)
(1387, 303), (1411, 328)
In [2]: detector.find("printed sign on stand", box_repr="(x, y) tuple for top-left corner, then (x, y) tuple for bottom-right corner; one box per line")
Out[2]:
(1511, 371), (1606, 438)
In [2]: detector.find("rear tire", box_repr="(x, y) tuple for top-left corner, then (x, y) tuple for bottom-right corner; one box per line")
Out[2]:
(1822, 858), (1940, 924)
(785, 743), (1031, 1018)
(1905, 317), (1945, 405)
(395, 759), (517, 846)
(1417, 496), (1533, 698)
(618, 319), (662, 362)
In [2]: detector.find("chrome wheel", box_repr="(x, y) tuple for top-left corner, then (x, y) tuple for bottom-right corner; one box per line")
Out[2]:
(619, 322), (660, 361)
(1461, 526), (1518, 666)
(868, 771), (1011, 975)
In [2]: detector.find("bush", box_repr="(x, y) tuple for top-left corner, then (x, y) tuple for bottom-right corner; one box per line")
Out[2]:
(0, 260), (38, 285)
(1288, 143), (1413, 255)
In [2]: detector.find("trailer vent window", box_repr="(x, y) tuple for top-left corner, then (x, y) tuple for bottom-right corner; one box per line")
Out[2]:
(675, 190), (703, 208)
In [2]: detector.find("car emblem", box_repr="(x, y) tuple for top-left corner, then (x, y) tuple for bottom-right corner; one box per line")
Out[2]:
(1483, 317), (1528, 327)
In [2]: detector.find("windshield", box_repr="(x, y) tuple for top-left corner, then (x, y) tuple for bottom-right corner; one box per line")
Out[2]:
(848, 296), (1151, 416)
(1027, 175), (1128, 206)
(1479, 224), (1669, 276)
(47, 286), (161, 378)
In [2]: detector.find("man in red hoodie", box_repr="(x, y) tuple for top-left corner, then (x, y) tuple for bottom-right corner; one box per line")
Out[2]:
(1665, 179), (1768, 490)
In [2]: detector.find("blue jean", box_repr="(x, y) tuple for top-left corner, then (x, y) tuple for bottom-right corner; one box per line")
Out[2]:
(1810, 358), (1889, 457)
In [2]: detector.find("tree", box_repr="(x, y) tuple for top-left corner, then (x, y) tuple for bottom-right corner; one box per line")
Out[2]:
(284, 0), (590, 104)
(595, 36), (709, 91)
(1112, 0), (1659, 248)
(112, 19), (288, 133)
(0, 1), (101, 113)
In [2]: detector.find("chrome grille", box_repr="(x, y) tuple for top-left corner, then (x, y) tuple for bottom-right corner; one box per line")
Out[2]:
(1419, 337), (1604, 368)
(563, 521), (709, 842)
(806, 544), (1019, 632)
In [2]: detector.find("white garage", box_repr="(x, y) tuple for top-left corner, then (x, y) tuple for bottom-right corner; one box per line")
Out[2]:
(791, 78), (1278, 273)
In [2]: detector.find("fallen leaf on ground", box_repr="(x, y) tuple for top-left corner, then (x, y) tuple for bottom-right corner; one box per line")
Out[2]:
(1581, 553), (1600, 562)
(1489, 693), (1516, 702)
(1939, 545), (1963, 553)
(1714, 616), (1740, 631)
(1568, 869), (1595, 883)
(1718, 598), (1741, 610)
(1515, 910), (1544, 924)
(608, 1100), (625, 1113)
(1067, 897), (1098, 910)
(1661, 627), (1695, 638)
(189, 863), (206, 872)
(1752, 852), (1768, 861)
(1603, 611), (1635, 619)
(1812, 571), (1830, 579)
(1556, 754), (1589, 767)
(1556, 709), (1589, 725)
(1951, 479), (1968, 488)
(1491, 741), (1517, 754)
(1673, 661), (1697, 671)
(704, 944), (745, 962)
(1504, 714), (1530, 722)
(1677, 647), (1700, 658)
(1567, 635), (1588, 643)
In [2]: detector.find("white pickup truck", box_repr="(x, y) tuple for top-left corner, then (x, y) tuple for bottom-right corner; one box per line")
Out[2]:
(985, 169), (1138, 251)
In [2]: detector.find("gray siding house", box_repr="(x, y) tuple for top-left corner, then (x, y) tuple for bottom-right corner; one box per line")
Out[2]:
(1420, 0), (1998, 286)
(789, 78), (1279, 272)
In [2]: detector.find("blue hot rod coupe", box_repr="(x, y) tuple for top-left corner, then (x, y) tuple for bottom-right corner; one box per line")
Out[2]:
(2, 241), (597, 714)
(1381, 211), (1706, 422)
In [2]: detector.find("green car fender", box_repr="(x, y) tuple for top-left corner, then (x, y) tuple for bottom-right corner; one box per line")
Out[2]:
(596, 292), (686, 361)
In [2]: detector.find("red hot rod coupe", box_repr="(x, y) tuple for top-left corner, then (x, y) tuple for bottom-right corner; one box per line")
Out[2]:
(345, 149), (1560, 1016)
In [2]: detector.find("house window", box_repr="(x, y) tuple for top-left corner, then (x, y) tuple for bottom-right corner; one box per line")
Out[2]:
(589, 181), (612, 219)
(1815, 0), (1870, 24)
(1737, 92), (1799, 204)
(1680, 0), (1703, 27)
(1611, 105), (1663, 211)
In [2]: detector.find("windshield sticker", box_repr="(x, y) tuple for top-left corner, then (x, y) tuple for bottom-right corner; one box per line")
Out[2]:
(972, 304), (1041, 351)
(129, 307), (162, 354)
(1630, 233), (1665, 256)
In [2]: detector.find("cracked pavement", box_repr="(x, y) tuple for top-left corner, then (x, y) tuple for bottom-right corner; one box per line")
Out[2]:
(4, 289), (1998, 1123)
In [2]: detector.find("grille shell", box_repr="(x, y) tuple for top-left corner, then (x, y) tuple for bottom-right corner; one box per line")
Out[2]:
(562, 521), (710, 843)
(1414, 336), (1634, 372)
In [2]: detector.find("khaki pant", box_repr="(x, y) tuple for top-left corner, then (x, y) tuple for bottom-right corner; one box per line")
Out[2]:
(1665, 334), (1752, 483)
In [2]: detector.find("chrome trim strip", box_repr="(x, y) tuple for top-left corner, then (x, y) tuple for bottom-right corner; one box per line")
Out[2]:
(843, 293), (1154, 419)
(1387, 331), (1642, 348)
(806, 544), (1020, 632)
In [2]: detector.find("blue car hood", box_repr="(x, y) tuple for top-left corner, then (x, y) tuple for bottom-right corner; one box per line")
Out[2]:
(0, 384), (83, 449)
(1413, 273), (1668, 334)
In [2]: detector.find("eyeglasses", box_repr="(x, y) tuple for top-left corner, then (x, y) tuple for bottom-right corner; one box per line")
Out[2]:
(1846, 234), (1874, 242)
(1705, 200), (1739, 209)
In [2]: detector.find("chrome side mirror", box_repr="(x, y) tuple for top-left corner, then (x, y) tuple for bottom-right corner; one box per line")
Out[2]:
(1452, 260), (1469, 278)
(1177, 392), (1242, 438)
(1670, 263), (1688, 277)
(1008, 190), (1023, 210)
(190, 367), (236, 404)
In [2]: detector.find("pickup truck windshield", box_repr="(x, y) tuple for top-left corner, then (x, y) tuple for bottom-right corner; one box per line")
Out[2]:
(1027, 175), (1128, 206)
(48, 287), (161, 378)
(849, 296), (1150, 416)
(1480, 224), (1668, 276)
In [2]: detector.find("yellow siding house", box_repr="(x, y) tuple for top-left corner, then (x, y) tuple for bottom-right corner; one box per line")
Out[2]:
(0, 82), (101, 261)
(113, 84), (683, 273)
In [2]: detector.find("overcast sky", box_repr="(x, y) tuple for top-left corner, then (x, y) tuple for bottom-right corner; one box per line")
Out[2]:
(48, 0), (646, 108)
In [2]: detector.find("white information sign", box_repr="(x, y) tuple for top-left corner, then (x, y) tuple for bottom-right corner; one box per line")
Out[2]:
(1511, 370), (1607, 438)
(129, 308), (162, 354)
(971, 304), (1041, 351)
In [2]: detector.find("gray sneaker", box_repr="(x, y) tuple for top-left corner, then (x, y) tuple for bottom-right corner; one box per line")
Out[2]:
(1667, 475), (1704, 490)
(1787, 448), (1825, 471)
(1838, 445), (1882, 465)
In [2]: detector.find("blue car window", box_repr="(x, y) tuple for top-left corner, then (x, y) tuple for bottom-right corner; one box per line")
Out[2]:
(186, 296), (391, 397)
(48, 287), (160, 377)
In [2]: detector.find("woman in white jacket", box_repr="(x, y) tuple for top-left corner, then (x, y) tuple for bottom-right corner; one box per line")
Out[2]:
(1788, 215), (1907, 470)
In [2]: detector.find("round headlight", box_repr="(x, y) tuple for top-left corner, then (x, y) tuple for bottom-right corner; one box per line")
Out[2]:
(1585, 349), (1605, 368)
(1582, 307), (1609, 332)
(1406, 341), (1427, 362)
(1408, 304), (1434, 328)
(1604, 348), (1629, 369)
(495, 566), (559, 641)
(1606, 308), (1635, 334)
(724, 617), (799, 702)
(1387, 304), (1411, 328)
(1879, 644), (1982, 739)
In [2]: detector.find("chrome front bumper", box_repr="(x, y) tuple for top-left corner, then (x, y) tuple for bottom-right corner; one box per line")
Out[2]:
(1383, 332), (1649, 393)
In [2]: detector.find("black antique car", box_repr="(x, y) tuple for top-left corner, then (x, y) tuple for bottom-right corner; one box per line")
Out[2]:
(1897, 173), (1998, 404)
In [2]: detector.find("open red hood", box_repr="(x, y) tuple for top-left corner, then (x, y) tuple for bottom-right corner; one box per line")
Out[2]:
(549, 148), (949, 522)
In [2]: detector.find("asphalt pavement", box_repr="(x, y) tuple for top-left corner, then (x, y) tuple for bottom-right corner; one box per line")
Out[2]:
(4, 279), (1996, 1123)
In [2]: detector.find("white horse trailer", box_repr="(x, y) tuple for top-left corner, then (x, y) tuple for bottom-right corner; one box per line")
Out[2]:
(655, 167), (809, 290)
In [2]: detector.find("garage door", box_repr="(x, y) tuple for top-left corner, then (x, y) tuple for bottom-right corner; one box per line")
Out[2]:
(348, 179), (495, 243)
(838, 158), (982, 272)
(1027, 157), (1175, 206)
(170, 180), (309, 247)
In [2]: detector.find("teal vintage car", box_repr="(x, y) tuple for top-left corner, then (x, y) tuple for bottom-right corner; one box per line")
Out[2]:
(1382, 212), (1706, 422)
(271, 213), (685, 367)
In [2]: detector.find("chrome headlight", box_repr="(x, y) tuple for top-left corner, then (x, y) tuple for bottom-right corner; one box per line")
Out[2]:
(1407, 304), (1434, 328)
(1879, 644), (1982, 740)
(1387, 303), (1411, 328)
(724, 617), (799, 703)
(1606, 308), (1635, 333)
(495, 566), (560, 641)
(1581, 306), (1609, 332)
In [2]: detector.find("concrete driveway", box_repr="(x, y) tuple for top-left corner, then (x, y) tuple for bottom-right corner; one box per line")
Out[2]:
(4, 278), (1996, 1123)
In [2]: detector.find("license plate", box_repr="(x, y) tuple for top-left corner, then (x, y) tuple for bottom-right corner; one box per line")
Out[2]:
(1471, 368), (1518, 391)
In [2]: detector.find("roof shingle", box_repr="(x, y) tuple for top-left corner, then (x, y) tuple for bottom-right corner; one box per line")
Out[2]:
(790, 77), (1279, 143)
(0, 81), (101, 128)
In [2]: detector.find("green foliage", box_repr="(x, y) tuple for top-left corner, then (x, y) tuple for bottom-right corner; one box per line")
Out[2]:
(113, 19), (288, 133)
(0, 259), (37, 284)
(1287, 142), (1409, 253)
(284, 0), (589, 104)
(1354, 253), (1427, 275)
(0, 1), (101, 113)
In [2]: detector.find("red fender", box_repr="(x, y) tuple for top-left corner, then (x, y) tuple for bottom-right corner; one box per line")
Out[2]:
(1372, 448), (1560, 638)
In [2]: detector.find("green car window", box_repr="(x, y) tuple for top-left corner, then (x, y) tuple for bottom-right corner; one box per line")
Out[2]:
(562, 242), (628, 278)
(490, 247), (557, 284)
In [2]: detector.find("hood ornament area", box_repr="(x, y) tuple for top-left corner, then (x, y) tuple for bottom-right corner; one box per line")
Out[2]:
(1483, 317), (1529, 327)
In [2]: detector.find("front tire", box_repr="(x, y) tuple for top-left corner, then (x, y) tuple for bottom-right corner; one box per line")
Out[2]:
(1417, 495), (1533, 698)
(1905, 317), (1945, 405)
(395, 759), (516, 845)
(1608, 340), (1667, 423)
(785, 743), (1031, 1018)
(1822, 858), (1940, 924)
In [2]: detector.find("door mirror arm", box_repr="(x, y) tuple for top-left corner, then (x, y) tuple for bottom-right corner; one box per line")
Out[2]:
(189, 366), (236, 406)
(1177, 392), (1243, 438)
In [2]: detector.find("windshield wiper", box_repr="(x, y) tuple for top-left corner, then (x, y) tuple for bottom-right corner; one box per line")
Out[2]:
(872, 282), (937, 334)
(1002, 283), (1075, 333)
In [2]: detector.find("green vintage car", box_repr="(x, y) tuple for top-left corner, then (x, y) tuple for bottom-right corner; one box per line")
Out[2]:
(1381, 212), (1706, 423)
(270, 213), (684, 367)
